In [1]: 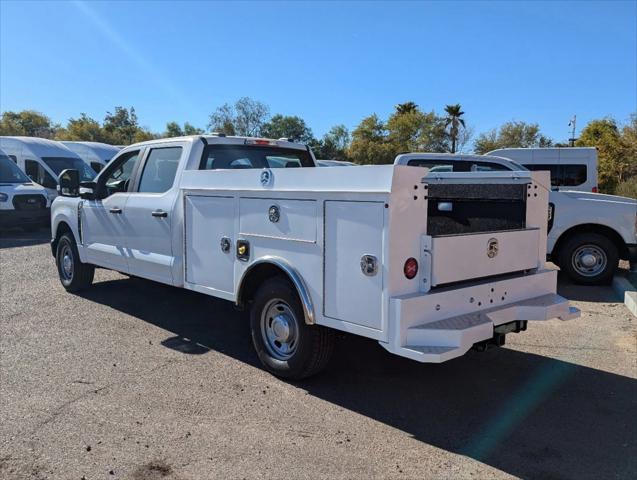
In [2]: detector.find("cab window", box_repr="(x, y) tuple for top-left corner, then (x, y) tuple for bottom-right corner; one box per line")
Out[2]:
(101, 150), (140, 196)
(138, 147), (182, 193)
(200, 145), (313, 170)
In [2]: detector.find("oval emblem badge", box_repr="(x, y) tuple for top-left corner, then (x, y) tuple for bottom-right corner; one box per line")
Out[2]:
(487, 238), (499, 258)
(260, 169), (272, 186)
(268, 205), (280, 223)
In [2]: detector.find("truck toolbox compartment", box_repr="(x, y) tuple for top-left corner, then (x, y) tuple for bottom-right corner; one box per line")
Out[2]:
(185, 195), (236, 295)
(324, 201), (385, 331)
(239, 198), (317, 243)
(429, 228), (539, 286)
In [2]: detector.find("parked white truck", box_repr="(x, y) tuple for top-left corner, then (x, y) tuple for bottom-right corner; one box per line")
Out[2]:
(51, 135), (578, 378)
(395, 153), (637, 285)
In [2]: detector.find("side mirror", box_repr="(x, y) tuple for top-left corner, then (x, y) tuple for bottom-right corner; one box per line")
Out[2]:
(58, 169), (80, 197)
(79, 181), (98, 200)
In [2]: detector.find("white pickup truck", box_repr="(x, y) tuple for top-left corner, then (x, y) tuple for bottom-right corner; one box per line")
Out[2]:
(51, 135), (578, 379)
(395, 153), (637, 285)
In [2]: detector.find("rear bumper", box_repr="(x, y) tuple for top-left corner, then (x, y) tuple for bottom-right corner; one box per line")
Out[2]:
(383, 269), (580, 363)
(0, 208), (50, 228)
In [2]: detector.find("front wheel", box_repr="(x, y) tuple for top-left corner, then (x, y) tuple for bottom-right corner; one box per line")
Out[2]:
(250, 277), (334, 380)
(56, 233), (95, 292)
(558, 232), (618, 285)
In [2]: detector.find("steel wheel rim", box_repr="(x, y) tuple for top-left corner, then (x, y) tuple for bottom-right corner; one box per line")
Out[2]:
(572, 244), (607, 277)
(260, 298), (298, 361)
(60, 244), (74, 281)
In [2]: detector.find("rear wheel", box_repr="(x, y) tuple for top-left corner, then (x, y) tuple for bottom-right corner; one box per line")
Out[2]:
(250, 277), (334, 380)
(558, 232), (618, 285)
(56, 233), (94, 292)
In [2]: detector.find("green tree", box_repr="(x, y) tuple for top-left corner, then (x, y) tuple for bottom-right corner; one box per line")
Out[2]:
(444, 104), (466, 153)
(260, 114), (314, 143)
(0, 110), (59, 138)
(164, 121), (204, 138)
(208, 97), (270, 136)
(57, 113), (105, 141)
(164, 121), (183, 137)
(314, 125), (350, 160)
(102, 107), (153, 145)
(103, 107), (139, 144)
(386, 107), (449, 153)
(620, 114), (637, 180)
(183, 122), (204, 135)
(576, 118), (627, 192)
(395, 101), (418, 115)
(348, 114), (395, 165)
(474, 121), (553, 154)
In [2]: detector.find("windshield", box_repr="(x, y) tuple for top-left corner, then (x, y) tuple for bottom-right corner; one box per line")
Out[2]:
(0, 157), (31, 183)
(42, 157), (96, 181)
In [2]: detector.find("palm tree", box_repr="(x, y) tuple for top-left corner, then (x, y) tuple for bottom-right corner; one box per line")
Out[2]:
(395, 102), (418, 115)
(444, 104), (465, 153)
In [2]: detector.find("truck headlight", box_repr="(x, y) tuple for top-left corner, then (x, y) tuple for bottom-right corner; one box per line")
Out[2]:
(0, 192), (8, 202)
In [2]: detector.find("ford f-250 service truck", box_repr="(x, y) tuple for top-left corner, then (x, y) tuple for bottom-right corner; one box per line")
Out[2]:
(50, 135), (579, 379)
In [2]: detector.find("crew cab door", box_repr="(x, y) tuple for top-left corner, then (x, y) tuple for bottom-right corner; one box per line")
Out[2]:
(121, 144), (183, 284)
(82, 149), (142, 272)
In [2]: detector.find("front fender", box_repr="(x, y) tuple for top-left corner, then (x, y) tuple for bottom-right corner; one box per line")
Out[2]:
(51, 198), (85, 262)
(548, 193), (635, 253)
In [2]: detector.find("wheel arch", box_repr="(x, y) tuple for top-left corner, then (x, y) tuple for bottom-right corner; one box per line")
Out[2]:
(236, 256), (315, 325)
(51, 220), (75, 257)
(553, 223), (627, 260)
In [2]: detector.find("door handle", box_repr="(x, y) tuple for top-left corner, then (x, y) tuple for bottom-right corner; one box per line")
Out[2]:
(152, 210), (168, 218)
(109, 207), (122, 214)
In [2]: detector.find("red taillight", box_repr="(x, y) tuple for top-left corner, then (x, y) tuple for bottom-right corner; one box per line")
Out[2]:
(404, 258), (418, 279)
(592, 186), (597, 193)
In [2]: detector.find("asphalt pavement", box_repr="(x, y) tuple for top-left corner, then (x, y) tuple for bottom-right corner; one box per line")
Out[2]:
(1, 229), (635, 480)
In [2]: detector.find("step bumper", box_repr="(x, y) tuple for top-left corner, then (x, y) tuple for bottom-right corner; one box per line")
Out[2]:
(383, 269), (580, 363)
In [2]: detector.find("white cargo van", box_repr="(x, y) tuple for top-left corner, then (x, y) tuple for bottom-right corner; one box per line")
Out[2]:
(61, 141), (120, 173)
(488, 147), (598, 193)
(0, 137), (96, 200)
(0, 148), (50, 231)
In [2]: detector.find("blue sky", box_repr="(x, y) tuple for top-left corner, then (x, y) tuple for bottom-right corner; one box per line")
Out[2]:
(1, 0), (635, 144)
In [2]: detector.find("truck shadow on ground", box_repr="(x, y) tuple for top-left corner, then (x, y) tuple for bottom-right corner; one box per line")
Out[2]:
(556, 273), (622, 303)
(0, 228), (50, 249)
(79, 276), (636, 480)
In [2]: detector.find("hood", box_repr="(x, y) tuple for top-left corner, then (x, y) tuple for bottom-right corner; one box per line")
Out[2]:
(0, 181), (47, 194)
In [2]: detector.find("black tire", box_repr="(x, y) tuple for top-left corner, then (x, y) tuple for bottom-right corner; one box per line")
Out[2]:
(558, 232), (618, 285)
(56, 232), (94, 292)
(250, 276), (334, 380)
